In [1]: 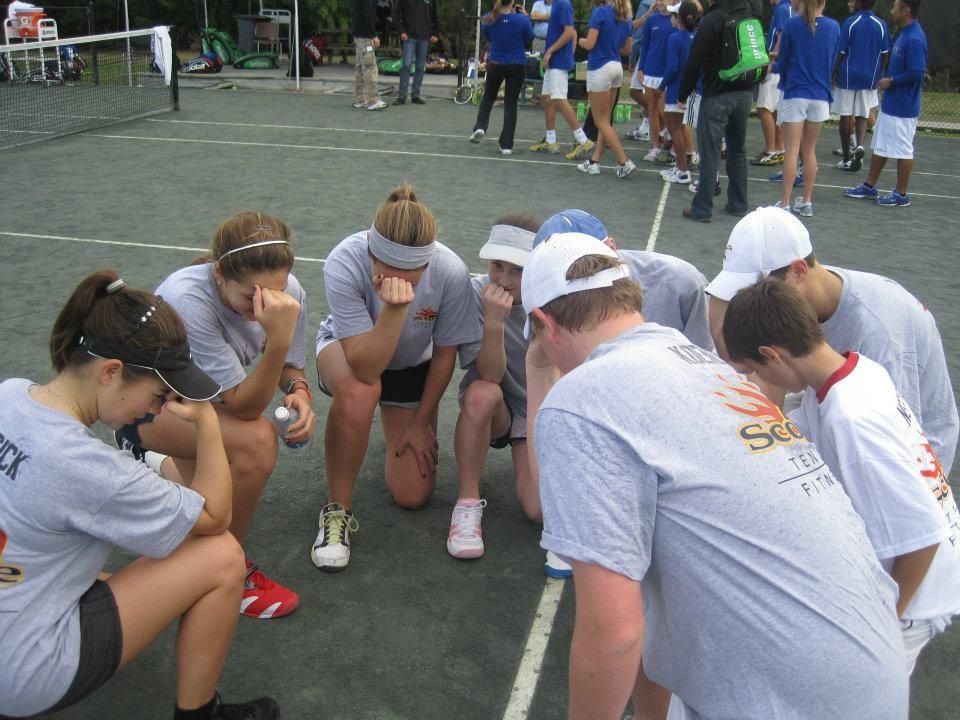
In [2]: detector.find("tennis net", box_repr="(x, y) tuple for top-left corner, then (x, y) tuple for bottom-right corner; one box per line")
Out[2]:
(0, 27), (177, 150)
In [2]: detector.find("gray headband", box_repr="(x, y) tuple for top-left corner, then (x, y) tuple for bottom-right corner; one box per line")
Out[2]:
(368, 225), (435, 270)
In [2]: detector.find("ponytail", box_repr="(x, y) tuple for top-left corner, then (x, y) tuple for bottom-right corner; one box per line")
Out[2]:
(801, 0), (824, 33)
(612, 0), (633, 22)
(373, 183), (439, 248)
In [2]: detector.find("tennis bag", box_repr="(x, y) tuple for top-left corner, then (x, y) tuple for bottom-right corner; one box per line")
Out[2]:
(302, 33), (325, 65)
(200, 27), (278, 69)
(181, 52), (224, 74)
(718, 14), (768, 86)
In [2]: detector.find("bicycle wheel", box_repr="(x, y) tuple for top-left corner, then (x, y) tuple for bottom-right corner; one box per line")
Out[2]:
(471, 80), (485, 106)
(454, 82), (474, 105)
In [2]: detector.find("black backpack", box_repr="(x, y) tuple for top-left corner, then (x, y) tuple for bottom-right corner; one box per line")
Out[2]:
(718, 13), (769, 88)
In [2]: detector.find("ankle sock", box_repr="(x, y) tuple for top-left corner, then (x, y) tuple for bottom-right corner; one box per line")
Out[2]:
(573, 128), (588, 144)
(545, 129), (557, 144)
(174, 695), (218, 720)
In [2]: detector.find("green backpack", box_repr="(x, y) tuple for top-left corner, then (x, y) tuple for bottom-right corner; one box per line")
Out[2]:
(718, 15), (769, 86)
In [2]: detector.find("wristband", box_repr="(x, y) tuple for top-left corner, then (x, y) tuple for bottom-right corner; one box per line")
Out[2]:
(284, 376), (312, 400)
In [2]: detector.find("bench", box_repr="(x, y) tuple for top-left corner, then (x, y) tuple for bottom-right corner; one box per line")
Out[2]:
(317, 28), (351, 65)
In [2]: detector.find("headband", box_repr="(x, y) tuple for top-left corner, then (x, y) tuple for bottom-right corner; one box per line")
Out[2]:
(368, 225), (436, 270)
(218, 239), (289, 262)
(488, 224), (535, 246)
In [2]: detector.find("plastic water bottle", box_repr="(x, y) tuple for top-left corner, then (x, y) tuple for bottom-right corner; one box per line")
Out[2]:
(273, 407), (307, 449)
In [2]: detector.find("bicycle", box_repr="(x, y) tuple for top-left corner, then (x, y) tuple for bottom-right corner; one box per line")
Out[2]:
(454, 57), (485, 105)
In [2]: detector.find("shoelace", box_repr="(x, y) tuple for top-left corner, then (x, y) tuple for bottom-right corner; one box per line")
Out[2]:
(244, 565), (275, 592)
(321, 506), (359, 545)
(452, 500), (487, 539)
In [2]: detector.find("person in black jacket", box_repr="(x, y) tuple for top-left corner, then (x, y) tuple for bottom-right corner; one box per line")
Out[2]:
(352, 0), (388, 109)
(678, 0), (761, 221)
(393, 0), (441, 105)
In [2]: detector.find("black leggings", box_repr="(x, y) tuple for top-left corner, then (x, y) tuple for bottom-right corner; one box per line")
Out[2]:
(473, 62), (526, 150)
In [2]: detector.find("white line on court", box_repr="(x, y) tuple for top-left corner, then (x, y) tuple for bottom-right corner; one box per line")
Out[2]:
(502, 578), (566, 720)
(646, 183), (671, 252)
(744, 176), (960, 200)
(0, 231), (328, 264)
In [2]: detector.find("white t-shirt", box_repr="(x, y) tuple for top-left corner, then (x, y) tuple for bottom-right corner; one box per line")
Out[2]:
(790, 352), (960, 624)
(316, 232), (481, 369)
(531, 0), (552, 38)
(0, 379), (204, 717)
(821, 266), (958, 477)
(155, 264), (308, 393)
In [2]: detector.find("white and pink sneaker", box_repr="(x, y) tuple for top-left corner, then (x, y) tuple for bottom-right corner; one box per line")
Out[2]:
(447, 498), (487, 559)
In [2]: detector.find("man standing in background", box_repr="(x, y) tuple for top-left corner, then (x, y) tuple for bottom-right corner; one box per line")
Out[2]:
(352, 0), (389, 109)
(394, 0), (440, 105)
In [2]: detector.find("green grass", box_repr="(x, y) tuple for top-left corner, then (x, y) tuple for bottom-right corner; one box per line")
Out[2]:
(921, 91), (960, 125)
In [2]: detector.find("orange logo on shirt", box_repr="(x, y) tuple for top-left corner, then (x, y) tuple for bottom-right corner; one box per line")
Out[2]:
(0, 528), (25, 586)
(412, 306), (438, 322)
(713, 375), (805, 454)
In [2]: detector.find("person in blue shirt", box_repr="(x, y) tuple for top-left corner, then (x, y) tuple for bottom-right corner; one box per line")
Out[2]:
(574, 0), (636, 177)
(625, 0), (656, 141)
(469, 0), (534, 153)
(772, 0), (840, 216)
(637, 0), (675, 160)
(752, 0), (793, 166)
(832, 0), (890, 171)
(844, 0), (925, 206)
(530, 0), (594, 157)
(658, 2), (698, 184)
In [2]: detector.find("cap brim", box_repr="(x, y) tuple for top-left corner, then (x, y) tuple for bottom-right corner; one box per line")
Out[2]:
(479, 242), (532, 268)
(666, 3), (681, 11)
(155, 365), (222, 402)
(704, 269), (763, 302)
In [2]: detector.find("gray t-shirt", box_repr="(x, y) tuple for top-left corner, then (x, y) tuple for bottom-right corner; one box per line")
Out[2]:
(537, 324), (908, 719)
(618, 249), (714, 351)
(316, 232), (481, 369)
(155, 264), (308, 392)
(0, 379), (204, 717)
(458, 274), (529, 422)
(822, 266), (959, 477)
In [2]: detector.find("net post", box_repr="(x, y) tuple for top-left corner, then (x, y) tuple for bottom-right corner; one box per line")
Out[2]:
(172, 58), (180, 111)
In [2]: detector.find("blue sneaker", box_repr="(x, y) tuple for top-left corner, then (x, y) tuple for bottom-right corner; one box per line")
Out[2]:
(544, 551), (573, 579)
(768, 168), (803, 187)
(875, 190), (910, 207)
(844, 182), (879, 200)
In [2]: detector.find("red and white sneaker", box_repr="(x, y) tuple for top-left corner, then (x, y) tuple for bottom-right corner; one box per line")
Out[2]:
(241, 560), (299, 619)
(447, 498), (487, 559)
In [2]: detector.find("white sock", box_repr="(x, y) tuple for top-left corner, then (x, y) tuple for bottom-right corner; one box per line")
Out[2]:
(573, 128), (588, 144)
(545, 129), (557, 144)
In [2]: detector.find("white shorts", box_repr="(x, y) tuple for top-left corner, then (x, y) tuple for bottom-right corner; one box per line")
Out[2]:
(629, 65), (645, 90)
(642, 74), (663, 90)
(542, 68), (570, 99)
(831, 87), (879, 118)
(683, 92), (701, 127)
(778, 97), (830, 123)
(871, 111), (918, 160)
(664, 102), (684, 113)
(586, 61), (623, 93)
(901, 617), (950, 675)
(756, 72), (782, 112)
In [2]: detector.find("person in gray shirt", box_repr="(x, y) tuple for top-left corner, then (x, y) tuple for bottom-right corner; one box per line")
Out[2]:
(523, 232), (908, 720)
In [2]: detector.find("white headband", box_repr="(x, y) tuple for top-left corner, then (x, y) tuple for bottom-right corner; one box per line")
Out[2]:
(218, 239), (289, 262)
(368, 225), (436, 270)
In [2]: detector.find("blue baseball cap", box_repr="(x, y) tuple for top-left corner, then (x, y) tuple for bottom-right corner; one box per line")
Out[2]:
(533, 209), (609, 248)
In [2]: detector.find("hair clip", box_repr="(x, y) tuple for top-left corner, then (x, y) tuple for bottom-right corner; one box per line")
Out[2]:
(106, 279), (126, 294)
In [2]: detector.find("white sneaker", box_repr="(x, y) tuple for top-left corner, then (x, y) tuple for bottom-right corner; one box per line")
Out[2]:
(664, 167), (690, 184)
(689, 179), (699, 193)
(626, 126), (649, 141)
(352, 101), (367, 109)
(544, 550), (572, 578)
(311, 502), (359, 571)
(469, 128), (485, 143)
(642, 147), (660, 162)
(688, 151), (700, 167)
(447, 499), (487, 559)
(660, 166), (676, 180)
(499, 146), (513, 155)
(617, 159), (637, 178)
(836, 159), (852, 170)
(366, 100), (388, 111)
(577, 158), (601, 175)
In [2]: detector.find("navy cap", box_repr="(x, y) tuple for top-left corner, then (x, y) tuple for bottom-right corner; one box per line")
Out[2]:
(533, 209), (609, 248)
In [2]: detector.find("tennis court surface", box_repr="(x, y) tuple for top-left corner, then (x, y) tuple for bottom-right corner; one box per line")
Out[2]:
(1, 85), (959, 720)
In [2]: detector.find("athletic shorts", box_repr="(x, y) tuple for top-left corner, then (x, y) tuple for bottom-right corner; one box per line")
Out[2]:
(641, 74), (663, 90)
(586, 61), (623, 93)
(318, 359), (431, 408)
(43, 581), (122, 714)
(683, 92), (701, 127)
(542, 68), (570, 99)
(778, 97), (830, 123)
(629, 65), (645, 90)
(756, 72), (782, 112)
(871, 111), (917, 160)
(832, 87), (879, 118)
(664, 102), (684, 114)
(116, 413), (156, 452)
(490, 410), (527, 449)
(901, 616), (952, 675)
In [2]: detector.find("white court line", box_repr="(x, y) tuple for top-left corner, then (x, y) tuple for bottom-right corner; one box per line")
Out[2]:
(646, 182), (670, 252)
(744, 175), (959, 200)
(0, 231), (327, 264)
(502, 578), (566, 720)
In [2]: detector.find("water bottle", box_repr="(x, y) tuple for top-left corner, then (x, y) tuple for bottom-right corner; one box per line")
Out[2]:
(467, 58), (478, 80)
(273, 406), (307, 449)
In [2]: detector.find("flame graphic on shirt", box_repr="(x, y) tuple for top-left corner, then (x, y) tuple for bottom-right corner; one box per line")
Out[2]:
(412, 307), (438, 322)
(0, 527), (26, 586)
(712, 375), (787, 424)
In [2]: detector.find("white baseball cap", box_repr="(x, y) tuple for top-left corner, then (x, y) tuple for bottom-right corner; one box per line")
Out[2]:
(521, 232), (630, 338)
(666, 2), (681, 11)
(478, 224), (535, 267)
(704, 206), (813, 301)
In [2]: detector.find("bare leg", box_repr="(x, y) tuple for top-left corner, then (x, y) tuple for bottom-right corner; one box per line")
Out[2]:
(511, 440), (540, 522)
(381, 404), (439, 509)
(780, 120), (803, 207)
(591, 88), (626, 164)
(799, 120), (823, 204)
(854, 115), (868, 147)
(666, 112), (686, 171)
(758, 108), (777, 153)
(895, 158), (914, 195)
(644, 89), (662, 150)
(865, 152), (887, 187)
(557, 99), (580, 132)
(630, 658), (672, 720)
(542, 95), (557, 132)
(454, 381), (511, 500)
(839, 115), (853, 159)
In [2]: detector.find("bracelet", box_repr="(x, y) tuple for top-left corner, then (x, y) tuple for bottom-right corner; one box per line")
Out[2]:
(284, 376), (312, 401)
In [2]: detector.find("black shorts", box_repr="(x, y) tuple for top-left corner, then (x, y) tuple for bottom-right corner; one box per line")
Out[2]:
(44, 580), (123, 714)
(318, 360), (431, 408)
(115, 413), (157, 454)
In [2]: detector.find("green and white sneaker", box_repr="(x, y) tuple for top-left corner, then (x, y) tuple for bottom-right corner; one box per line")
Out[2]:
(311, 502), (359, 572)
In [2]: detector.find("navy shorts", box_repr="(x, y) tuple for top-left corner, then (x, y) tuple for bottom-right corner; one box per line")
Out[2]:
(318, 360), (431, 408)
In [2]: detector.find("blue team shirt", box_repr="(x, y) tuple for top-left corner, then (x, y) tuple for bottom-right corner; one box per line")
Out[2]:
(586, 4), (631, 70)
(837, 10), (890, 90)
(483, 11), (534, 65)
(768, 0), (793, 52)
(777, 15), (841, 102)
(545, 0), (576, 70)
(629, 0), (654, 64)
(640, 11), (674, 77)
(662, 28), (694, 104)
(881, 21), (926, 118)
